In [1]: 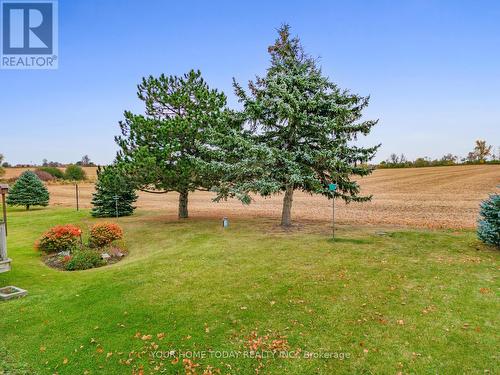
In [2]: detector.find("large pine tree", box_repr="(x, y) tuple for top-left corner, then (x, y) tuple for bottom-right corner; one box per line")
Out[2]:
(91, 165), (138, 217)
(7, 171), (50, 210)
(115, 70), (234, 219)
(233, 25), (380, 226)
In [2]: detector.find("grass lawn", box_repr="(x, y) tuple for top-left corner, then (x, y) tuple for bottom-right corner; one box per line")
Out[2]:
(0, 207), (498, 374)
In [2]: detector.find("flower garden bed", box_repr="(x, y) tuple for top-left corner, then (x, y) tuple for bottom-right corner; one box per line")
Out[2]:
(36, 223), (128, 271)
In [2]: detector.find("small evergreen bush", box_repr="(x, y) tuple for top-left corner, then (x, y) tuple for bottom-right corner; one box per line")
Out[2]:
(6, 171), (49, 210)
(477, 193), (500, 247)
(35, 224), (82, 253)
(89, 222), (123, 248)
(91, 165), (137, 217)
(65, 250), (104, 271)
(64, 164), (86, 180)
(37, 166), (64, 179)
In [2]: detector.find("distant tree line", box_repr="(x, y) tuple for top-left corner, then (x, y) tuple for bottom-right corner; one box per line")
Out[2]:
(379, 140), (499, 168)
(0, 155), (96, 169)
(0, 154), (87, 182)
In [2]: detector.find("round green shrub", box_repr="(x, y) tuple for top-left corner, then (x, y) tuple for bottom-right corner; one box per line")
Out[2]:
(65, 250), (104, 271)
(64, 165), (86, 181)
(477, 193), (500, 247)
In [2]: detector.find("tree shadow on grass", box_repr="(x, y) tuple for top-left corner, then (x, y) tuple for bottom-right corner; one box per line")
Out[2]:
(327, 237), (372, 245)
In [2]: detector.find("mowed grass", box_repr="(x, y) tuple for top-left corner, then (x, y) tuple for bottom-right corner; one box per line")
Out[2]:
(0, 208), (498, 374)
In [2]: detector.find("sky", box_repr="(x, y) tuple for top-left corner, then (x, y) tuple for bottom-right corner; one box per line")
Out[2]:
(1, 0), (499, 165)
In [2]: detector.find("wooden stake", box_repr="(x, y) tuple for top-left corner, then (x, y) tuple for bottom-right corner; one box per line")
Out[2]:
(75, 184), (79, 211)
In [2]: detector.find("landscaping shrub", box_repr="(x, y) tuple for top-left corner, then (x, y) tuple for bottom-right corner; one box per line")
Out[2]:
(477, 193), (500, 247)
(35, 224), (82, 253)
(37, 166), (64, 179)
(64, 164), (86, 180)
(65, 250), (104, 271)
(6, 171), (49, 210)
(34, 170), (55, 182)
(89, 222), (123, 248)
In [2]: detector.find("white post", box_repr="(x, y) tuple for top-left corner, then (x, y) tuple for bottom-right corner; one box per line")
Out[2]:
(0, 222), (9, 273)
(0, 222), (6, 260)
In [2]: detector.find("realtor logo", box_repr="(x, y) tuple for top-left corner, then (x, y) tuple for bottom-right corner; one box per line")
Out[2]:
(1, 0), (58, 69)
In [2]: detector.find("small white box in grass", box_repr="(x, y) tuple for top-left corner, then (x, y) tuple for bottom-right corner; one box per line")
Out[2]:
(0, 286), (27, 301)
(223, 217), (229, 228)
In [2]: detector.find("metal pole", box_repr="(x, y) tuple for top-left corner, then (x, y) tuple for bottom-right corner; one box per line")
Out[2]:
(75, 184), (79, 211)
(114, 195), (119, 218)
(332, 195), (335, 240)
(1, 193), (6, 236)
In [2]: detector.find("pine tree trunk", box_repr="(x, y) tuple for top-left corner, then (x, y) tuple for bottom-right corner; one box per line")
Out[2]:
(280, 185), (294, 227)
(26, 205), (30, 211)
(178, 190), (189, 219)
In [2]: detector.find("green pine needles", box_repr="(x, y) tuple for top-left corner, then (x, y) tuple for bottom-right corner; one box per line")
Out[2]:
(91, 165), (138, 217)
(477, 193), (500, 247)
(6, 171), (49, 210)
(231, 25), (380, 226)
(115, 69), (236, 219)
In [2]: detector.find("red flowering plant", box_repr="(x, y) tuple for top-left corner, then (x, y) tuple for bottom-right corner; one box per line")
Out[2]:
(88, 223), (123, 248)
(35, 224), (82, 253)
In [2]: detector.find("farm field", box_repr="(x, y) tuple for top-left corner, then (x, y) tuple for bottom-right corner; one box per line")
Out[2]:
(2, 167), (99, 181)
(0, 208), (498, 374)
(5, 164), (498, 229)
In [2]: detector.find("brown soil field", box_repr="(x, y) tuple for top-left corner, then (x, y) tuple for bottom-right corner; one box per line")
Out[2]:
(4, 164), (497, 229)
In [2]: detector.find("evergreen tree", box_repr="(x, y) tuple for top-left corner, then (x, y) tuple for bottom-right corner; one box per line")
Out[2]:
(477, 193), (500, 247)
(91, 165), (138, 217)
(6, 171), (49, 210)
(232, 25), (380, 226)
(115, 69), (235, 219)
